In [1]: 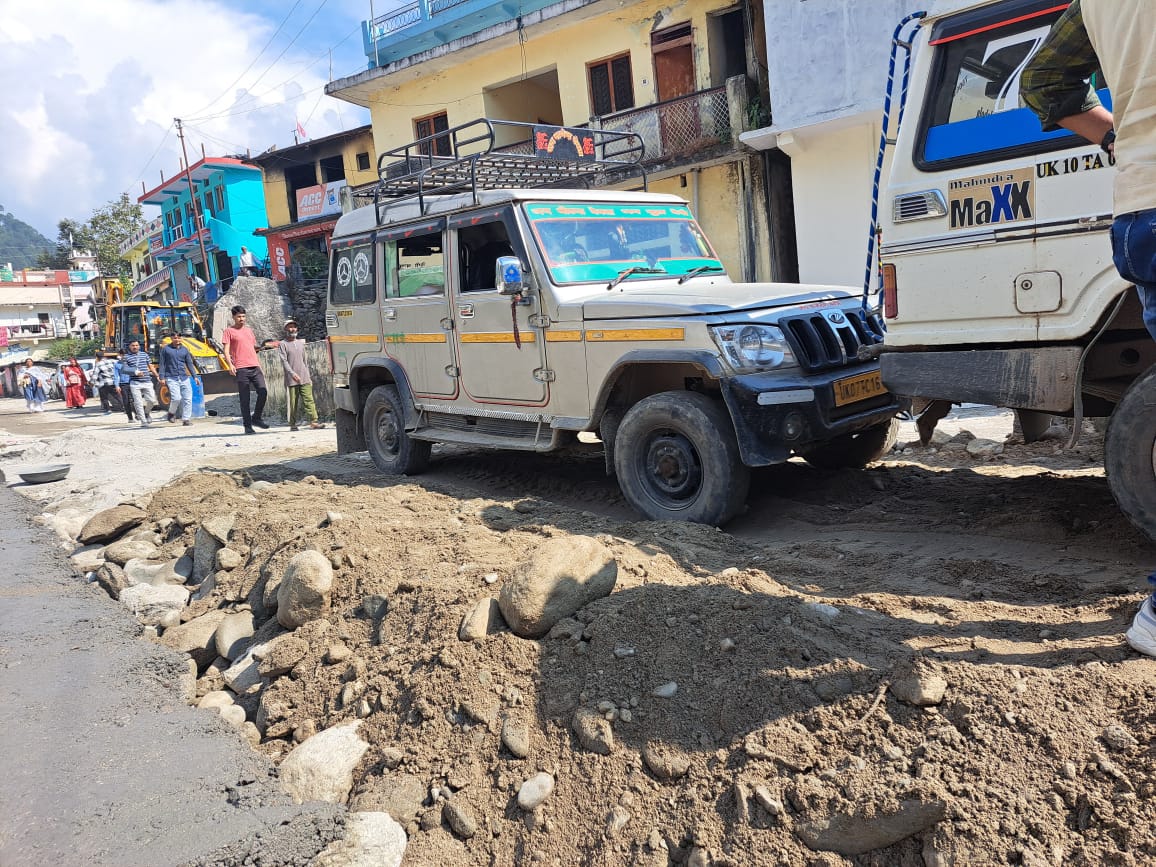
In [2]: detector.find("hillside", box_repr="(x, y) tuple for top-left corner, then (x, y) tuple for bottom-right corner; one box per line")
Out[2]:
(0, 205), (53, 270)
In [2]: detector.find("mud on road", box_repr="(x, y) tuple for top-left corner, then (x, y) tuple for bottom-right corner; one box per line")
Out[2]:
(127, 406), (1156, 867)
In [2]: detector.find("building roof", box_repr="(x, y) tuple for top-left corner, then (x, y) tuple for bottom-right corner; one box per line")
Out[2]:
(139, 156), (259, 205)
(247, 125), (374, 168)
(0, 284), (66, 306)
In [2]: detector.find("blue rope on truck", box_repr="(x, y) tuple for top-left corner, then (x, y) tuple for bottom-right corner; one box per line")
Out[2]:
(862, 12), (927, 327)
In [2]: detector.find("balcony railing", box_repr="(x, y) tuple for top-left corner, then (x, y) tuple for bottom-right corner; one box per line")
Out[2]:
(599, 86), (732, 165)
(363, 0), (578, 68)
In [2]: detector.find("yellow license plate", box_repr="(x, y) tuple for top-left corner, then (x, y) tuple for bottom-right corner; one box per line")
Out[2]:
(833, 370), (887, 407)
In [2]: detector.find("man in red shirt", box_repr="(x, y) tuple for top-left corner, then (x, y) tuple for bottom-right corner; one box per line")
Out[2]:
(221, 304), (269, 434)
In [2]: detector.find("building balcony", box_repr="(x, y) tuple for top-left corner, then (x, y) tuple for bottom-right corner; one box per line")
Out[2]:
(118, 217), (164, 257)
(596, 76), (751, 170)
(363, 0), (585, 68)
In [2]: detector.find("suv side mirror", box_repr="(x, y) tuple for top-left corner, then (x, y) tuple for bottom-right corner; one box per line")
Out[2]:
(496, 256), (526, 296)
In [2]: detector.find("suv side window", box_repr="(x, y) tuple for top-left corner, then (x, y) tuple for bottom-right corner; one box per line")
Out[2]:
(391, 231), (445, 298)
(917, 6), (1108, 170)
(458, 220), (515, 293)
(330, 241), (375, 304)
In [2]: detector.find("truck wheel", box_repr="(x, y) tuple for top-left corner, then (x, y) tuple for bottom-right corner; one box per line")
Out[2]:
(1106, 365), (1156, 540)
(364, 385), (430, 475)
(798, 418), (899, 469)
(614, 391), (749, 525)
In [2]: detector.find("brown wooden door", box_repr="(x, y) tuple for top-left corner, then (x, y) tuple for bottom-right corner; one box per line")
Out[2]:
(652, 26), (698, 155)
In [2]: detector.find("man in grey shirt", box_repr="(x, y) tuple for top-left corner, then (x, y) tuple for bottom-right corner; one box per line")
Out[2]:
(277, 320), (323, 431)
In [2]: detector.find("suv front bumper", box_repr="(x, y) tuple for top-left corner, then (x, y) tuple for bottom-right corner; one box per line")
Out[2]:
(719, 364), (902, 466)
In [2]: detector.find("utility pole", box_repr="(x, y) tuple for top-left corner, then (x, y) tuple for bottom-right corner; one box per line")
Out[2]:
(175, 118), (215, 286)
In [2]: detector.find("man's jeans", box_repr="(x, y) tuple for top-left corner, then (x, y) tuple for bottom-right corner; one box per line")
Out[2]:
(166, 376), (193, 421)
(128, 380), (157, 423)
(1110, 209), (1156, 341)
(235, 366), (267, 429)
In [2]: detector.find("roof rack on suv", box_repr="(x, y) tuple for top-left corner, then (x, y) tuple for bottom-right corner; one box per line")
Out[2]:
(373, 118), (646, 221)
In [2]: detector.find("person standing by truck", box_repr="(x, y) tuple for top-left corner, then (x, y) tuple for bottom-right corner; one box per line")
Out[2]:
(1022, 0), (1156, 657)
(276, 319), (324, 431)
(221, 305), (269, 434)
(1023, 0), (1156, 341)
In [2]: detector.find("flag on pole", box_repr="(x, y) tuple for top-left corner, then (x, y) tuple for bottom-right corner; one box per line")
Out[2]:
(296, 120), (308, 141)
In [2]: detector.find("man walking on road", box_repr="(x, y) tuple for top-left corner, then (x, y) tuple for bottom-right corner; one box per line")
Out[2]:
(221, 305), (268, 435)
(158, 331), (200, 427)
(277, 319), (324, 431)
(1022, 0), (1156, 657)
(121, 340), (158, 428)
(92, 350), (121, 415)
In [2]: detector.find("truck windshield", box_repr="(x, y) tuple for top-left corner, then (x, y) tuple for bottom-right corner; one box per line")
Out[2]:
(525, 202), (723, 285)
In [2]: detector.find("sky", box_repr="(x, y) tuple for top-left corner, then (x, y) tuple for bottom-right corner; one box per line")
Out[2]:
(0, 0), (390, 241)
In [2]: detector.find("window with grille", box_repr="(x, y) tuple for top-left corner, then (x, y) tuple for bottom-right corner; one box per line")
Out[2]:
(414, 112), (451, 157)
(588, 54), (634, 117)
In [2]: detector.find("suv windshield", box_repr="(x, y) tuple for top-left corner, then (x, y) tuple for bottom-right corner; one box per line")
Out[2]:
(525, 202), (722, 285)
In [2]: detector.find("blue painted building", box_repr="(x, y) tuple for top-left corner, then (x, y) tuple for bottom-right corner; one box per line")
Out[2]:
(138, 156), (269, 292)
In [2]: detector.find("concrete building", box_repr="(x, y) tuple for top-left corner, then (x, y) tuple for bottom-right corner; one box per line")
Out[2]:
(0, 269), (74, 348)
(247, 125), (378, 284)
(742, 0), (915, 287)
(138, 156), (270, 297)
(117, 217), (170, 301)
(326, 0), (787, 281)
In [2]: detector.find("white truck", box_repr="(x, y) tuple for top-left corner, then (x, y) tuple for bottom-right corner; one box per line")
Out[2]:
(876, 0), (1156, 539)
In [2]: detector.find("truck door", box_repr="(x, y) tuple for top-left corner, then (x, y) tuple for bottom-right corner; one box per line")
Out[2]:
(885, 1), (1114, 345)
(328, 234), (383, 378)
(449, 208), (547, 405)
(380, 219), (458, 399)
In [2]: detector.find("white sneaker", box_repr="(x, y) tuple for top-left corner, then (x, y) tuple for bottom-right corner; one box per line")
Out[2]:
(1126, 597), (1156, 657)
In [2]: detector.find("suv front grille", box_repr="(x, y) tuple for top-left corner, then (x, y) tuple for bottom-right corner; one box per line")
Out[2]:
(781, 308), (884, 373)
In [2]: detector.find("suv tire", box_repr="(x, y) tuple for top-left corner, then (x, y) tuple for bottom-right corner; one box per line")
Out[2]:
(614, 391), (749, 525)
(797, 418), (899, 469)
(1106, 364), (1156, 541)
(364, 384), (431, 475)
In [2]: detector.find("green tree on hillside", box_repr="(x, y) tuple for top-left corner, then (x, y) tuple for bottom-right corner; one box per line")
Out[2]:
(36, 194), (141, 278)
(0, 204), (54, 269)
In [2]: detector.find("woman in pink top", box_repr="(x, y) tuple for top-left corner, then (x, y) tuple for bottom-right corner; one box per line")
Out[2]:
(221, 305), (268, 433)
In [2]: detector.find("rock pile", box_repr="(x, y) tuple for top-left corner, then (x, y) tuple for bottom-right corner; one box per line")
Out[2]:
(67, 473), (1156, 867)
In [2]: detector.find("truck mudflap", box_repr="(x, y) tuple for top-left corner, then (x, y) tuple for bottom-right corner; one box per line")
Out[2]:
(720, 364), (902, 466)
(881, 347), (1081, 413)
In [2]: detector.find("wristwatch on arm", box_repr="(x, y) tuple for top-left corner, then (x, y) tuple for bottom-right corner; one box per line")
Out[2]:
(1101, 128), (1116, 154)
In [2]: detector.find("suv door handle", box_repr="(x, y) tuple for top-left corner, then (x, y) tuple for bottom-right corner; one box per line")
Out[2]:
(383, 308), (397, 320)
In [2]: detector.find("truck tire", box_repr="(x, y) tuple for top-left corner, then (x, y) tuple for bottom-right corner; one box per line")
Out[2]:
(613, 391), (749, 525)
(797, 418), (899, 469)
(364, 384), (431, 475)
(1106, 365), (1156, 540)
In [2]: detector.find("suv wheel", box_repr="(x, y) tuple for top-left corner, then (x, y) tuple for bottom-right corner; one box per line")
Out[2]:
(614, 391), (749, 525)
(1106, 364), (1156, 541)
(364, 384), (431, 475)
(797, 418), (899, 469)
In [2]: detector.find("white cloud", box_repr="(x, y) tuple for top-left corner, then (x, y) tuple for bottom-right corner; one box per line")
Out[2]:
(0, 0), (369, 238)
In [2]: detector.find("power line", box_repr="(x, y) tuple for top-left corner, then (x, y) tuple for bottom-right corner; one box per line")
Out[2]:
(187, 0), (307, 118)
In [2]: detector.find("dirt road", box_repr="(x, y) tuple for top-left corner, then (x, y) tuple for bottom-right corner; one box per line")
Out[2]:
(1, 396), (1153, 866)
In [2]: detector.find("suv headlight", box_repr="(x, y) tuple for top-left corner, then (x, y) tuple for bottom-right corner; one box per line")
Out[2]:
(710, 324), (797, 373)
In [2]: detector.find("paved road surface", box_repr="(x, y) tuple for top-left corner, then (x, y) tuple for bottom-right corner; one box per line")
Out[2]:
(0, 486), (342, 866)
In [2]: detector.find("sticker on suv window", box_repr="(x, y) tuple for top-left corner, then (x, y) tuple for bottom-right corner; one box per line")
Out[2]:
(948, 168), (1034, 230)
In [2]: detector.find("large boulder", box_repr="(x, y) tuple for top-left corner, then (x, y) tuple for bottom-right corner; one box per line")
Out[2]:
(214, 610), (256, 660)
(277, 550), (334, 629)
(160, 610), (230, 670)
(279, 721), (369, 805)
(123, 558), (187, 587)
(93, 562), (129, 600)
(103, 538), (160, 566)
(311, 811), (406, 867)
(78, 505), (147, 545)
(498, 537), (618, 638)
(119, 583), (189, 627)
(211, 276), (292, 346)
(192, 515), (234, 583)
